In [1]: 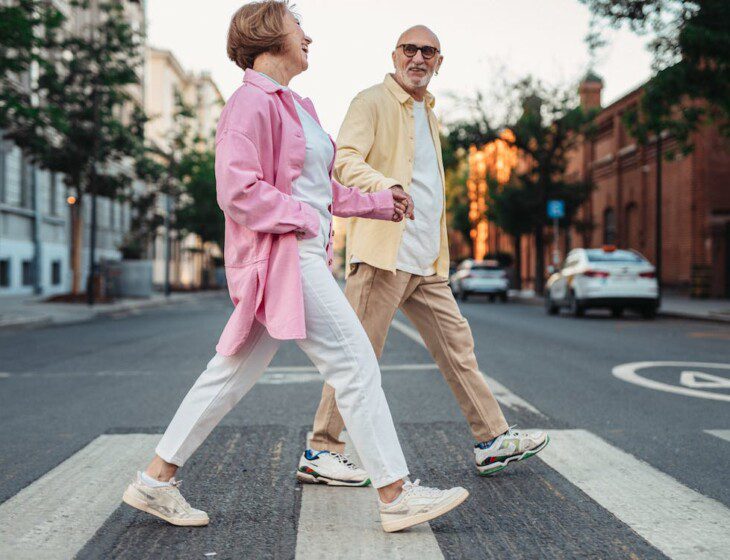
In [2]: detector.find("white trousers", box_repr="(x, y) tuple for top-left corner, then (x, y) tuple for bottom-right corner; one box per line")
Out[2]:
(155, 250), (410, 488)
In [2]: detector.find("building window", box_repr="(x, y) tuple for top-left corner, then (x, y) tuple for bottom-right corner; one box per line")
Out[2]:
(0, 137), (6, 203)
(625, 203), (638, 250)
(52, 260), (61, 285)
(22, 260), (34, 286)
(0, 259), (9, 287)
(603, 207), (616, 246)
(49, 173), (58, 216)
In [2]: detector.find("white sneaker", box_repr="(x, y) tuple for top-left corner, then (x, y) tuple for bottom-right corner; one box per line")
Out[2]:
(296, 449), (371, 487)
(475, 426), (549, 476)
(122, 472), (209, 526)
(379, 480), (469, 533)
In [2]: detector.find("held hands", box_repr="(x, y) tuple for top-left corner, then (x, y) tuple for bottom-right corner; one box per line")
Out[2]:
(390, 185), (415, 222)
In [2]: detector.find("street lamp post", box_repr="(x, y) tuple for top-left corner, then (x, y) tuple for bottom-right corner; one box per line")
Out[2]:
(655, 133), (663, 298)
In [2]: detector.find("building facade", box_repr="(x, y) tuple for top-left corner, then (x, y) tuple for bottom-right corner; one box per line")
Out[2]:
(468, 75), (730, 298)
(144, 47), (224, 289)
(0, 0), (143, 297)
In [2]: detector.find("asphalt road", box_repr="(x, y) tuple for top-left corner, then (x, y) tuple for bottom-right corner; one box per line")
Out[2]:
(0, 293), (728, 559)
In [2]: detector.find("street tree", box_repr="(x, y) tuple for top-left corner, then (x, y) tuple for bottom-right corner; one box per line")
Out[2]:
(0, 0), (145, 298)
(580, 0), (730, 149)
(448, 78), (596, 294)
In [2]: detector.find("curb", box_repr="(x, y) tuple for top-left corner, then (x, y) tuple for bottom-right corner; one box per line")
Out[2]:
(0, 290), (227, 332)
(658, 310), (730, 324)
(507, 296), (730, 324)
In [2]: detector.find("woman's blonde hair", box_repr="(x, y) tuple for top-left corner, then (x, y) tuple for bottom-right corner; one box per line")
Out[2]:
(227, 1), (294, 70)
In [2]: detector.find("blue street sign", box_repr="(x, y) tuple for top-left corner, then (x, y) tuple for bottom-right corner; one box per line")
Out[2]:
(547, 200), (565, 219)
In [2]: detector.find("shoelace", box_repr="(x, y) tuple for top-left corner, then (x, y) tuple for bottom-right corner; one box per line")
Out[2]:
(403, 479), (443, 498)
(329, 452), (359, 469)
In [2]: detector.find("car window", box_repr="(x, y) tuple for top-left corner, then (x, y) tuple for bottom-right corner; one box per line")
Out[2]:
(586, 250), (644, 263)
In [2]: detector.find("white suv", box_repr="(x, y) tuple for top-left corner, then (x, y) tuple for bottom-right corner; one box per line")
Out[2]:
(545, 247), (659, 318)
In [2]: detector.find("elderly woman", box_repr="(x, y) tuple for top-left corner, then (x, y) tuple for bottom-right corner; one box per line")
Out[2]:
(122, 0), (467, 533)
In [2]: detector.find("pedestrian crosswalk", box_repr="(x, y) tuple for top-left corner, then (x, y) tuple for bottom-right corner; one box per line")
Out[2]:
(2, 428), (728, 559)
(0, 435), (159, 560)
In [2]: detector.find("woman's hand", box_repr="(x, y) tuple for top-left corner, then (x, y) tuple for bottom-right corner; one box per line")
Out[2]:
(389, 185), (415, 222)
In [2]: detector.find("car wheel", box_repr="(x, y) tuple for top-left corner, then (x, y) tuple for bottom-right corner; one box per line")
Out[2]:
(611, 307), (624, 318)
(499, 292), (508, 303)
(641, 305), (657, 319)
(488, 295), (496, 303)
(568, 290), (585, 317)
(460, 290), (468, 301)
(545, 290), (559, 315)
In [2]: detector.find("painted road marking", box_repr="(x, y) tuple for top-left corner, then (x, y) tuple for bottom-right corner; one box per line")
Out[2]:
(680, 371), (730, 389)
(0, 434), (158, 560)
(539, 429), (730, 559)
(613, 361), (730, 402)
(704, 429), (730, 443)
(259, 364), (440, 385)
(294, 432), (443, 560)
(391, 318), (546, 417)
(265, 364), (439, 373)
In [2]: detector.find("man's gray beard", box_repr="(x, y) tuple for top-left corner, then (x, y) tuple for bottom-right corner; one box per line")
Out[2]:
(396, 68), (433, 89)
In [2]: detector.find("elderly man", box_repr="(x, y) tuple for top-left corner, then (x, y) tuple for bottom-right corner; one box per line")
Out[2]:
(296, 25), (548, 487)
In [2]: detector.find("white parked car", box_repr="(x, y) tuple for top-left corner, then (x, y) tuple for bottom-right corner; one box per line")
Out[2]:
(450, 259), (510, 302)
(545, 247), (659, 318)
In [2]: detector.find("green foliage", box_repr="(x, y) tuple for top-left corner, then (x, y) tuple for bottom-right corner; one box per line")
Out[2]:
(176, 148), (224, 249)
(581, 0), (730, 150)
(0, 0), (145, 201)
(447, 78), (596, 292)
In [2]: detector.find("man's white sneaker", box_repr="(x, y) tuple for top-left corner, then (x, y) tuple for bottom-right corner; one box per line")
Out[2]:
(379, 480), (469, 533)
(122, 472), (209, 526)
(296, 449), (371, 487)
(475, 426), (549, 476)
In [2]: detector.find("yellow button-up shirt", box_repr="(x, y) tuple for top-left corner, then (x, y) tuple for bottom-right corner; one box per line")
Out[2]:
(336, 74), (449, 278)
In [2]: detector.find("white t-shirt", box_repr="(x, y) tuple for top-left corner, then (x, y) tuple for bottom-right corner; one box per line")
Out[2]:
(394, 100), (443, 276)
(291, 96), (335, 258)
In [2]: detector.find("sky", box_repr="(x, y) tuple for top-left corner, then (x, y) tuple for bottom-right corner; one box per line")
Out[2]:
(146, 0), (655, 134)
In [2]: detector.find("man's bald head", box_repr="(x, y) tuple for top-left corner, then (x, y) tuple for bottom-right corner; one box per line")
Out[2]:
(391, 24), (443, 97)
(395, 25), (441, 51)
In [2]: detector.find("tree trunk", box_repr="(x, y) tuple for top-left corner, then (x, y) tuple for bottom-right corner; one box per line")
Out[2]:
(70, 199), (83, 295)
(535, 224), (545, 295)
(513, 234), (522, 291)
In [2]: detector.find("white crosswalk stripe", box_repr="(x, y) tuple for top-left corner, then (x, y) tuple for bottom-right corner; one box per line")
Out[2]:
(539, 429), (730, 560)
(294, 433), (444, 560)
(704, 429), (730, 443)
(0, 434), (157, 560)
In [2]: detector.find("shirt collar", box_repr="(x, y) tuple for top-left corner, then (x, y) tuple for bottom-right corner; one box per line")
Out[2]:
(244, 68), (310, 104)
(244, 68), (285, 94)
(383, 73), (436, 108)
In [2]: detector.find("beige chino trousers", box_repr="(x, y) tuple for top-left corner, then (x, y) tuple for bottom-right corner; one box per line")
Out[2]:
(309, 263), (509, 453)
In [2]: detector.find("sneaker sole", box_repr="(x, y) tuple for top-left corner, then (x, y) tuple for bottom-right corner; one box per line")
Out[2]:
(381, 488), (469, 533)
(122, 488), (209, 527)
(477, 434), (550, 476)
(296, 470), (371, 487)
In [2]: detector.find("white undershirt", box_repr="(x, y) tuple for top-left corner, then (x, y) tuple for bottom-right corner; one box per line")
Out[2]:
(394, 100), (443, 276)
(291, 96), (335, 258)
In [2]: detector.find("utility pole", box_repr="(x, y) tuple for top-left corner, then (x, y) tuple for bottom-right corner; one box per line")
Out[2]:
(87, 11), (101, 306)
(164, 191), (171, 297)
(655, 133), (663, 297)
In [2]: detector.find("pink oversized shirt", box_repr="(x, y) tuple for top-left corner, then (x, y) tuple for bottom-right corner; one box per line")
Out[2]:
(214, 69), (395, 356)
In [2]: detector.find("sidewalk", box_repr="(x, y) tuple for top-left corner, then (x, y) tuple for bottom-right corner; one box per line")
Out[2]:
(509, 290), (730, 323)
(0, 290), (227, 331)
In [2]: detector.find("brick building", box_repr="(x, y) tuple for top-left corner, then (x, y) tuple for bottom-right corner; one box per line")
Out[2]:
(473, 74), (730, 298)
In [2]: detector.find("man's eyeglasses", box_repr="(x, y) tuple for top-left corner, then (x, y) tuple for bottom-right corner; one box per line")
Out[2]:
(397, 43), (440, 60)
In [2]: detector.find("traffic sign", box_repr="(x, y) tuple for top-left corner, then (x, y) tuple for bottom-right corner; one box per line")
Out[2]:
(547, 200), (565, 219)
